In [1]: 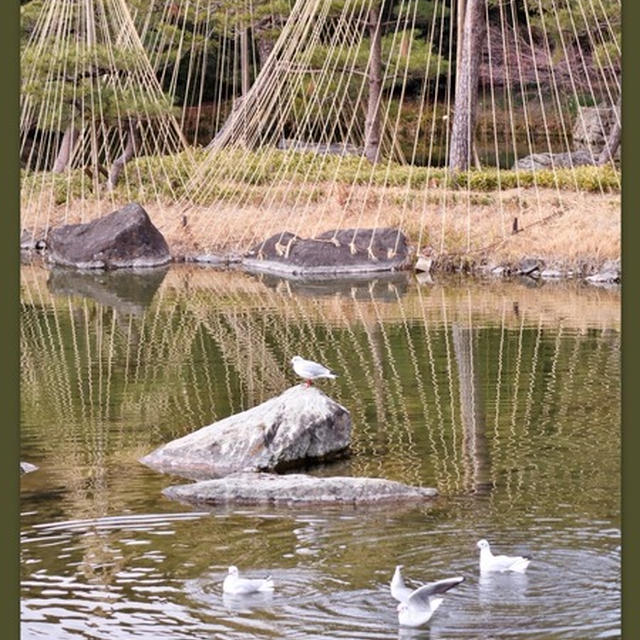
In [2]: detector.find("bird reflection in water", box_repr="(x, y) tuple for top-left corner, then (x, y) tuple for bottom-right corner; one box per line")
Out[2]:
(222, 590), (275, 613)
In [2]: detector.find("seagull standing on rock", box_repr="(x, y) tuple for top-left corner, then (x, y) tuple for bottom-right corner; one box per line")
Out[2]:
(477, 539), (531, 573)
(390, 567), (464, 628)
(290, 355), (337, 387)
(222, 566), (275, 594)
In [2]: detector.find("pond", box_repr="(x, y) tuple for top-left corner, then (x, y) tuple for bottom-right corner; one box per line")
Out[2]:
(20, 264), (620, 639)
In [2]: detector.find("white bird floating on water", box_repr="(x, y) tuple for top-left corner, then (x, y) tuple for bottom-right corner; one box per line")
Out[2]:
(222, 566), (275, 595)
(290, 355), (337, 386)
(391, 565), (464, 628)
(477, 539), (531, 574)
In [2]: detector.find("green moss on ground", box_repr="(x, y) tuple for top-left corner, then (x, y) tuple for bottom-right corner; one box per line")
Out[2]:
(21, 147), (621, 206)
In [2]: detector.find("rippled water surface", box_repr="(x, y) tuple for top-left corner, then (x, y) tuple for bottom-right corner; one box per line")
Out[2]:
(21, 265), (620, 639)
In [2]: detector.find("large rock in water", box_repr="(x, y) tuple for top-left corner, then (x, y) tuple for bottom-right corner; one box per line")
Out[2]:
(242, 228), (412, 276)
(47, 203), (170, 269)
(140, 386), (351, 480)
(163, 472), (437, 506)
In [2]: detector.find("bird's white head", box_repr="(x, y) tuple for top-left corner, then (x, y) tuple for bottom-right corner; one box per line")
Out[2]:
(477, 539), (490, 550)
(290, 356), (301, 365)
(228, 566), (239, 576)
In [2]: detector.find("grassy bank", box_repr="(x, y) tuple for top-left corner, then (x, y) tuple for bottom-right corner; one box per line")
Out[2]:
(21, 147), (620, 271)
(21, 147), (621, 207)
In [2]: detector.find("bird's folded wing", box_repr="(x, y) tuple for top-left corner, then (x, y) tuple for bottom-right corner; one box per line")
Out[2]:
(493, 555), (522, 569)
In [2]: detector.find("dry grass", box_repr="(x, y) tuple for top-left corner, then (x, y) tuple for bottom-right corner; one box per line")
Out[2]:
(21, 182), (620, 268)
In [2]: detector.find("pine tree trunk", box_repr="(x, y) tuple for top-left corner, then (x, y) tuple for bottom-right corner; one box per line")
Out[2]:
(456, 0), (466, 74)
(107, 122), (138, 191)
(598, 96), (621, 165)
(240, 27), (251, 144)
(208, 29), (255, 150)
(364, 4), (382, 165)
(448, 0), (487, 172)
(52, 124), (79, 173)
(240, 28), (250, 97)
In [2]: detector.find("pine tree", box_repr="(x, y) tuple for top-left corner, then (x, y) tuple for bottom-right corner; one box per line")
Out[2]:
(21, 0), (179, 187)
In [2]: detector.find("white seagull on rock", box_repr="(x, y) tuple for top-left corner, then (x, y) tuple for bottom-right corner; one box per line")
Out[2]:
(394, 572), (465, 628)
(222, 566), (275, 595)
(477, 539), (531, 573)
(290, 355), (337, 386)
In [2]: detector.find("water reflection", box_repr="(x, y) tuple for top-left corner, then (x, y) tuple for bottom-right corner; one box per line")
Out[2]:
(20, 264), (620, 504)
(254, 270), (412, 300)
(47, 265), (168, 316)
(20, 264), (620, 639)
(221, 590), (275, 613)
(452, 323), (492, 495)
(397, 627), (432, 640)
(477, 571), (530, 605)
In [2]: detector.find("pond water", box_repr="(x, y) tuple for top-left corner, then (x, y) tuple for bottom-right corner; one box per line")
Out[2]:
(20, 264), (620, 639)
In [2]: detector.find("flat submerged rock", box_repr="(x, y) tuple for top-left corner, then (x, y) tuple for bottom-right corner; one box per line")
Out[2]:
(162, 472), (438, 506)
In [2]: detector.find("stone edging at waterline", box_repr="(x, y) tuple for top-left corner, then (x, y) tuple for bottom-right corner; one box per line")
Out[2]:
(20, 202), (621, 285)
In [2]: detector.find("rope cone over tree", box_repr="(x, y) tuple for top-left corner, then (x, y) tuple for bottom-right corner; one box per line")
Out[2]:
(20, 0), (620, 263)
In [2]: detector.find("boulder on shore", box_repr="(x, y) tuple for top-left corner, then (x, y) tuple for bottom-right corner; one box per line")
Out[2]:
(517, 257), (545, 277)
(512, 149), (595, 171)
(585, 259), (621, 284)
(242, 228), (412, 276)
(162, 472), (437, 506)
(140, 386), (351, 480)
(277, 138), (363, 157)
(47, 203), (170, 269)
(572, 105), (619, 158)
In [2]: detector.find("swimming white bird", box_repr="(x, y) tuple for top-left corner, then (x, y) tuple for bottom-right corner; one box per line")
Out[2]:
(390, 565), (413, 602)
(290, 355), (337, 386)
(395, 575), (465, 627)
(222, 566), (275, 595)
(477, 539), (531, 573)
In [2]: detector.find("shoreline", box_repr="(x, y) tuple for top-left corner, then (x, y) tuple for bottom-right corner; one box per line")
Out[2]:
(21, 245), (621, 287)
(21, 183), (620, 285)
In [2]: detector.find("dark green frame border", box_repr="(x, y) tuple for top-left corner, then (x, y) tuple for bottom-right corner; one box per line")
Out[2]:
(1, 1), (19, 639)
(6, 1), (633, 639)
(622, 0), (636, 637)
